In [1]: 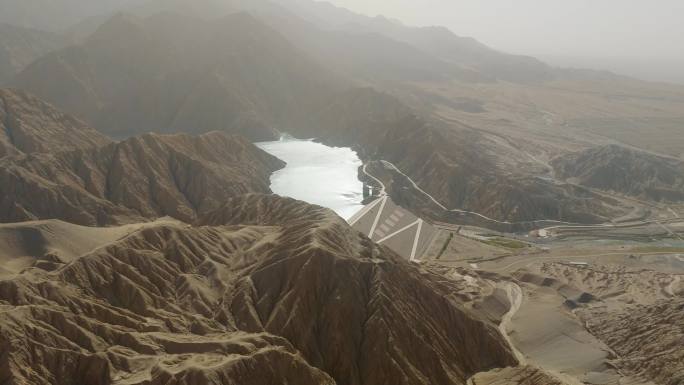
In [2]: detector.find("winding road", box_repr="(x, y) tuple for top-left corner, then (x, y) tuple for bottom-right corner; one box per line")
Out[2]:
(362, 164), (387, 196)
(498, 282), (526, 364)
(492, 251), (684, 273)
(364, 159), (684, 235)
(372, 160), (581, 226)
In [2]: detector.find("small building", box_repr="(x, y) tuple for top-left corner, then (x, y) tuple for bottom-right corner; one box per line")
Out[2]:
(567, 262), (589, 267)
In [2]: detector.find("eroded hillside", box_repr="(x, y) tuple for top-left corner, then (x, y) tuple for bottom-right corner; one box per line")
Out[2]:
(0, 194), (517, 385)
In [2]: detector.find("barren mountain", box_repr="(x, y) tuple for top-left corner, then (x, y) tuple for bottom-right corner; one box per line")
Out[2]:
(135, 0), (524, 86)
(552, 144), (684, 202)
(239, 6), (482, 85)
(0, 0), (144, 31)
(0, 24), (64, 84)
(2, 0), (558, 84)
(309, 88), (625, 225)
(269, 0), (554, 84)
(0, 88), (111, 157)
(11, 11), (340, 141)
(0, 132), (283, 226)
(0, 194), (517, 385)
(6, 0), (673, 225)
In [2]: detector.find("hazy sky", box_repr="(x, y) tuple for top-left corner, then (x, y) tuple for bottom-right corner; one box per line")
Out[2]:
(325, 0), (684, 83)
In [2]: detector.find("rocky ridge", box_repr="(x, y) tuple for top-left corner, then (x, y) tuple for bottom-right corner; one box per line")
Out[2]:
(0, 132), (284, 226)
(0, 194), (518, 385)
(0, 88), (111, 157)
(552, 144), (684, 202)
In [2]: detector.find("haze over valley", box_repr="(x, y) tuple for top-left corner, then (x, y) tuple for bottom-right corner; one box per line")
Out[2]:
(0, 1), (682, 384)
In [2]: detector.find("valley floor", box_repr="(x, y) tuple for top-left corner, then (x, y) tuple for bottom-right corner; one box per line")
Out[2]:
(421, 222), (683, 385)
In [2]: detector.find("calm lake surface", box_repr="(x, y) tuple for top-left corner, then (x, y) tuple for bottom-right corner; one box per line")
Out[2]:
(256, 138), (364, 220)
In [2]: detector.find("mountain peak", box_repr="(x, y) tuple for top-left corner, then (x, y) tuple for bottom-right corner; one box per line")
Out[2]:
(0, 88), (110, 157)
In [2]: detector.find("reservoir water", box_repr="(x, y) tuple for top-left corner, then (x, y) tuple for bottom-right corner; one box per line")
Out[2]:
(256, 138), (365, 220)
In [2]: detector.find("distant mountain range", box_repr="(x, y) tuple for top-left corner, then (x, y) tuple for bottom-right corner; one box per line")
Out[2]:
(553, 145), (684, 202)
(1, 0), (683, 225)
(0, 0), (143, 30)
(11, 12), (341, 140)
(0, 23), (65, 83)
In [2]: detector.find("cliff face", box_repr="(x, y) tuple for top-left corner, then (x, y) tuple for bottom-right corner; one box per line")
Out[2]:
(0, 194), (517, 385)
(0, 88), (111, 157)
(0, 132), (284, 226)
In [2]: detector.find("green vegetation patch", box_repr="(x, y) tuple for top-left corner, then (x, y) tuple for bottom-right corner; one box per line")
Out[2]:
(482, 237), (530, 250)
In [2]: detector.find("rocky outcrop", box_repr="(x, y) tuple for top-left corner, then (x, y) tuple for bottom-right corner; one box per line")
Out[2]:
(580, 299), (684, 385)
(0, 194), (517, 385)
(0, 88), (111, 157)
(0, 132), (284, 226)
(552, 144), (684, 202)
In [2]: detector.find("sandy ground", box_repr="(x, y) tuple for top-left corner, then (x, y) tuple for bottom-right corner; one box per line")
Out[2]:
(429, 224), (683, 385)
(0, 218), (183, 276)
(509, 285), (615, 384)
